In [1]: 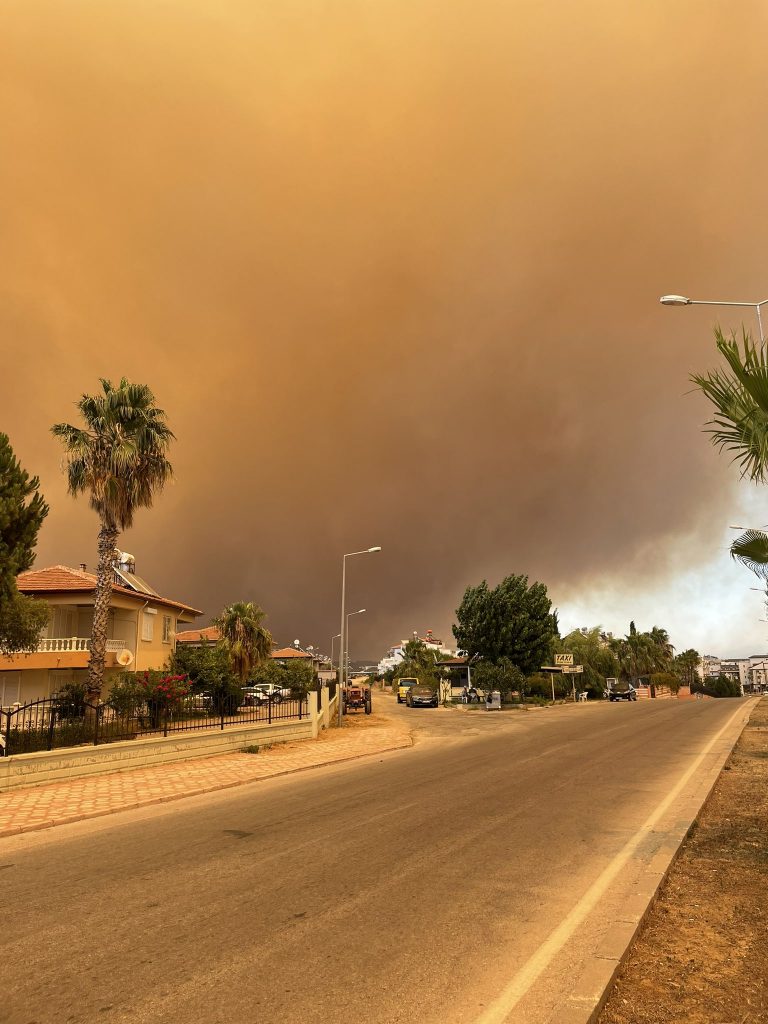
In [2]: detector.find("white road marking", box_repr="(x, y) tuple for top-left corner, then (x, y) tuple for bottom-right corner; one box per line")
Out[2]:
(474, 700), (753, 1024)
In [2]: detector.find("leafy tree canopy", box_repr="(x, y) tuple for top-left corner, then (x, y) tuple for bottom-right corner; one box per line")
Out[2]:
(453, 574), (558, 675)
(252, 658), (314, 696)
(0, 432), (48, 598)
(0, 592), (50, 658)
(471, 657), (524, 699)
(673, 648), (700, 688)
(692, 673), (741, 698)
(0, 433), (49, 655)
(555, 626), (620, 694)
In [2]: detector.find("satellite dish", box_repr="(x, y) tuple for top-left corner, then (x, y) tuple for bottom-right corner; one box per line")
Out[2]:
(117, 649), (134, 667)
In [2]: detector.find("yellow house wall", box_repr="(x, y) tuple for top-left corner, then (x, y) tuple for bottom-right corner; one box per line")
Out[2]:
(2, 590), (198, 701)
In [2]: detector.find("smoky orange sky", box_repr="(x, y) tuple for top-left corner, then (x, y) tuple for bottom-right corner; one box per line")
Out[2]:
(4, 1), (768, 659)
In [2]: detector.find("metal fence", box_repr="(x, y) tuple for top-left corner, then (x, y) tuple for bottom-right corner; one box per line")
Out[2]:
(0, 692), (309, 756)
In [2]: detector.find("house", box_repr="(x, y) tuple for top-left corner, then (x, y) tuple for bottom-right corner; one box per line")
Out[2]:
(0, 553), (203, 705)
(377, 629), (456, 675)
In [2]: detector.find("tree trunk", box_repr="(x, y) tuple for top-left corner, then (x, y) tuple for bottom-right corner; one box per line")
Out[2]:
(87, 519), (118, 701)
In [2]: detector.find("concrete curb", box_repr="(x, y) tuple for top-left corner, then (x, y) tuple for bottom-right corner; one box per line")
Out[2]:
(0, 733), (414, 839)
(548, 698), (758, 1024)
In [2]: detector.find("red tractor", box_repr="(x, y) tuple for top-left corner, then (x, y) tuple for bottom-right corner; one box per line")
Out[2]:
(342, 680), (372, 715)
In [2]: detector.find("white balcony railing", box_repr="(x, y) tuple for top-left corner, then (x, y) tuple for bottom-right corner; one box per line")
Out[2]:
(34, 638), (129, 654)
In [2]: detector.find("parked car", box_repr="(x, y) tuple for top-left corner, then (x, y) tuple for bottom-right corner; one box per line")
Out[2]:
(241, 683), (290, 706)
(406, 683), (439, 708)
(608, 681), (637, 702)
(396, 677), (418, 704)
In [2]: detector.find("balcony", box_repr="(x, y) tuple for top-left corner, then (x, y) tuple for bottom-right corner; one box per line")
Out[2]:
(36, 638), (127, 654)
(0, 637), (131, 671)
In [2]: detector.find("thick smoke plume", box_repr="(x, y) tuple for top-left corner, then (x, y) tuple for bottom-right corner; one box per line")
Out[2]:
(3, 2), (768, 656)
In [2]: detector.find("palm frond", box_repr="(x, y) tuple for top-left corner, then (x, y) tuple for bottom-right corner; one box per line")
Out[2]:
(692, 328), (768, 481)
(730, 529), (768, 580)
(51, 377), (174, 529)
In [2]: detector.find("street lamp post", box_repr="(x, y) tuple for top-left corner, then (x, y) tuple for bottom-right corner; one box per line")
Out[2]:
(330, 633), (341, 679)
(339, 548), (381, 726)
(345, 609), (366, 683)
(660, 293), (768, 344)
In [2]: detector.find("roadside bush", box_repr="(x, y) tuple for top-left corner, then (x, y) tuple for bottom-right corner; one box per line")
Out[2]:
(473, 658), (525, 701)
(692, 674), (741, 698)
(526, 673), (567, 700)
(106, 677), (145, 716)
(54, 680), (88, 719)
(650, 672), (680, 695)
(281, 660), (314, 697)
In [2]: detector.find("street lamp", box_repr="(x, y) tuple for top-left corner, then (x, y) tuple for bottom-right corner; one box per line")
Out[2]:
(339, 548), (381, 726)
(345, 609), (366, 682)
(660, 293), (768, 344)
(330, 633), (341, 676)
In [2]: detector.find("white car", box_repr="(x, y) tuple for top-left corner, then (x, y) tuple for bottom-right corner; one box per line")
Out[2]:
(242, 683), (290, 706)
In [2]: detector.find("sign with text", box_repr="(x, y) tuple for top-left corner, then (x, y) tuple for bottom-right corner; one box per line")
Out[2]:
(562, 665), (584, 674)
(554, 653), (573, 666)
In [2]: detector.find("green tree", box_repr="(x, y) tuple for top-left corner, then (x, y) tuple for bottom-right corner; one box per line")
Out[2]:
(52, 379), (174, 698)
(0, 433), (49, 595)
(453, 574), (558, 676)
(610, 622), (673, 685)
(673, 649), (700, 690)
(692, 673), (741, 698)
(0, 591), (50, 658)
(214, 602), (273, 683)
(392, 639), (440, 685)
(171, 642), (241, 713)
(472, 658), (524, 701)
(555, 627), (621, 697)
(0, 433), (50, 656)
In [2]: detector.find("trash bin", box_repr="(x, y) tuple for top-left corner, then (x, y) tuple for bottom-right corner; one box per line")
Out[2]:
(486, 690), (502, 710)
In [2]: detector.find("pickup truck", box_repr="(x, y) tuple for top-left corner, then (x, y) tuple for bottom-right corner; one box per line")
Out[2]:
(396, 677), (418, 703)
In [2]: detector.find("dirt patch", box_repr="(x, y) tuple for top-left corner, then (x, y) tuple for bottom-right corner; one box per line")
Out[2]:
(598, 698), (768, 1024)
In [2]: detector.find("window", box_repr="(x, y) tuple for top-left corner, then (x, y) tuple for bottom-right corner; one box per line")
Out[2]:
(141, 609), (156, 642)
(162, 615), (172, 644)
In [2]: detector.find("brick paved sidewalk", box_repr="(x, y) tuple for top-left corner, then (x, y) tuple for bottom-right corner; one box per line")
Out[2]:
(0, 723), (412, 839)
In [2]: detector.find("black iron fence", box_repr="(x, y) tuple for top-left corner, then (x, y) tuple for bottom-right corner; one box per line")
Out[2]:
(0, 692), (309, 756)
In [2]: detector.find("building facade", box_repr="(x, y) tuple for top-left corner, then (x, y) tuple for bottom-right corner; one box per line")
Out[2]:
(378, 630), (456, 675)
(0, 558), (202, 705)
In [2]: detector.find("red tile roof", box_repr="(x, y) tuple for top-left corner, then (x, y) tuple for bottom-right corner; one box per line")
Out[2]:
(175, 626), (221, 643)
(271, 647), (312, 659)
(17, 565), (203, 617)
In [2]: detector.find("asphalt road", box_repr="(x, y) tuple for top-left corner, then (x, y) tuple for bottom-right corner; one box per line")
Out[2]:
(1, 697), (749, 1024)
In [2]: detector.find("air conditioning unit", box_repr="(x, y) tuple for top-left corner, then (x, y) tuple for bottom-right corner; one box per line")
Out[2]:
(117, 649), (134, 667)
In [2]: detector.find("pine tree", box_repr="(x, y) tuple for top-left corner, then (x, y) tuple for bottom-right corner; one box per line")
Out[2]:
(0, 433), (49, 655)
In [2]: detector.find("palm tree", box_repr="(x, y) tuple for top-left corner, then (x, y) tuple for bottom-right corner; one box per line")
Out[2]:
(214, 602), (273, 683)
(694, 328), (768, 578)
(648, 626), (674, 667)
(51, 379), (174, 698)
(611, 623), (659, 686)
(692, 328), (768, 483)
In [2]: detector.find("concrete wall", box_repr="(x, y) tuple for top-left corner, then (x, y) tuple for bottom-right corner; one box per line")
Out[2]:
(0, 716), (314, 792)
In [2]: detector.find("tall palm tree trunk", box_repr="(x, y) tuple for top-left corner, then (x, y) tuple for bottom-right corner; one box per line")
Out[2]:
(87, 519), (118, 699)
